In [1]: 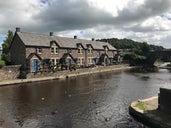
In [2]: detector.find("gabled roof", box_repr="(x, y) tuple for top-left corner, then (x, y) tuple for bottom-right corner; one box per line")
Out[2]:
(16, 32), (116, 50)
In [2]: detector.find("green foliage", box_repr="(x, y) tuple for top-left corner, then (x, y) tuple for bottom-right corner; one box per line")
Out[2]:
(1, 30), (14, 65)
(135, 101), (146, 111)
(98, 38), (165, 66)
(0, 60), (5, 68)
(97, 38), (165, 52)
(1, 53), (11, 65)
(123, 53), (147, 66)
(140, 42), (151, 53)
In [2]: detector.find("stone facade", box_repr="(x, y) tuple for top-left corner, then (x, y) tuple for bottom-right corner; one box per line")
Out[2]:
(10, 28), (118, 72)
(0, 65), (21, 80)
(10, 34), (26, 66)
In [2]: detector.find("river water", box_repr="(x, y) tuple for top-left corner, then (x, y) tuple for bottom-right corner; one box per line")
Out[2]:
(0, 68), (171, 128)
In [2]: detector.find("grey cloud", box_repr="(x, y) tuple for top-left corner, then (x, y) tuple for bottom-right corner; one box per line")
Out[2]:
(1, 0), (171, 48)
(31, 0), (171, 34)
(33, 0), (114, 33)
(115, 0), (171, 25)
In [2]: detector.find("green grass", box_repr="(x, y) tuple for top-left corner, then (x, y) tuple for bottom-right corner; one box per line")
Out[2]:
(135, 101), (146, 111)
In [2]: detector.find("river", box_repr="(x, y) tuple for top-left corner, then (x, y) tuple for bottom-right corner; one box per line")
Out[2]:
(0, 68), (171, 128)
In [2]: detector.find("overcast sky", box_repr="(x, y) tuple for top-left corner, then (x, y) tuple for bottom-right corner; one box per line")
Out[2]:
(1, 0), (171, 48)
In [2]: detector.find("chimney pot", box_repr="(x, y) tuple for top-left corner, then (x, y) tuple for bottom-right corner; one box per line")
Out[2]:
(16, 27), (20, 32)
(50, 32), (53, 36)
(74, 35), (77, 39)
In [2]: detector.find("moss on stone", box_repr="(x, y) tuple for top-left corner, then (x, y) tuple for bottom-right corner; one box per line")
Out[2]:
(135, 101), (146, 111)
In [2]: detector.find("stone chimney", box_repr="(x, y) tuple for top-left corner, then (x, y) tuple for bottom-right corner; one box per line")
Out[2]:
(92, 38), (95, 41)
(50, 32), (53, 36)
(16, 27), (20, 32)
(74, 35), (77, 39)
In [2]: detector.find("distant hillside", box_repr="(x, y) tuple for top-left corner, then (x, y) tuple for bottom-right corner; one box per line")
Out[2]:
(97, 38), (165, 51)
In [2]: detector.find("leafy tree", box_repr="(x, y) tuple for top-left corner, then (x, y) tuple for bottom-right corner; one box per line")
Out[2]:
(140, 42), (151, 54)
(97, 37), (165, 66)
(1, 30), (14, 65)
(97, 38), (165, 52)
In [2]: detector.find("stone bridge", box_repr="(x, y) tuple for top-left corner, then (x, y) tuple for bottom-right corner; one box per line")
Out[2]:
(147, 51), (171, 66)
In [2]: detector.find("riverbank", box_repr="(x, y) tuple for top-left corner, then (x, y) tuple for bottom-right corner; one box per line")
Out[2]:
(0, 64), (132, 86)
(129, 96), (171, 128)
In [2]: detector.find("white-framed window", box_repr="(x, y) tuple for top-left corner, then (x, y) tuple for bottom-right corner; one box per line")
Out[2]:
(82, 58), (84, 65)
(78, 45), (83, 54)
(51, 58), (59, 65)
(55, 47), (58, 54)
(77, 58), (84, 65)
(88, 57), (92, 64)
(51, 47), (54, 54)
(105, 47), (108, 54)
(87, 46), (92, 54)
(51, 45), (58, 54)
(51, 59), (55, 65)
(77, 58), (80, 64)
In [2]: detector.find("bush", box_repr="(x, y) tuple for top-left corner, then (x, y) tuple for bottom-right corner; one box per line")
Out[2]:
(0, 60), (5, 68)
(123, 53), (147, 66)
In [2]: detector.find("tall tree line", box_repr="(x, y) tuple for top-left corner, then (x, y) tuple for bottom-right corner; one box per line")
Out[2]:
(1, 30), (14, 65)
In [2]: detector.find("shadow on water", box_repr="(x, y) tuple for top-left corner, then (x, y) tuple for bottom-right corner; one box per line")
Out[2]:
(0, 69), (170, 128)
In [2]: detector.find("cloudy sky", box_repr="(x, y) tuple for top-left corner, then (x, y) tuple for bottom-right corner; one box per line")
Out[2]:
(1, 0), (171, 48)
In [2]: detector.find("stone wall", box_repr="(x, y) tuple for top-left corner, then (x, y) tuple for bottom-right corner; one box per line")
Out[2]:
(27, 64), (129, 79)
(10, 34), (26, 66)
(159, 88), (171, 114)
(0, 65), (21, 80)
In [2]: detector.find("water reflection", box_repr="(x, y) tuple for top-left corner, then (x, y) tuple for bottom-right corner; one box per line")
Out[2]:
(0, 69), (171, 128)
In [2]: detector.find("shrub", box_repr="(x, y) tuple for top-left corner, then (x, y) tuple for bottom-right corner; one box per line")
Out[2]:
(0, 60), (5, 68)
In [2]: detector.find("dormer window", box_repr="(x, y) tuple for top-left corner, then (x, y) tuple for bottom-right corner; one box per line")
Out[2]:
(51, 47), (54, 54)
(104, 47), (108, 54)
(51, 42), (58, 54)
(78, 45), (83, 54)
(56, 47), (58, 54)
(87, 46), (92, 54)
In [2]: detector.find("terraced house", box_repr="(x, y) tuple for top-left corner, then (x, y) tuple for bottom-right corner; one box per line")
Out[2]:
(10, 28), (118, 72)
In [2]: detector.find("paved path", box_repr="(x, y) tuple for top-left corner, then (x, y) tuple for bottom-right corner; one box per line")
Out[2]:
(0, 65), (133, 86)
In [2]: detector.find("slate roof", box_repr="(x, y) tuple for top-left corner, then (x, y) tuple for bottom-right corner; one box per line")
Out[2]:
(17, 32), (116, 50)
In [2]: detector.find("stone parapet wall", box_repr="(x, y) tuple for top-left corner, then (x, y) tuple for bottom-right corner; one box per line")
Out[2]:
(27, 64), (130, 79)
(159, 88), (171, 114)
(0, 65), (21, 80)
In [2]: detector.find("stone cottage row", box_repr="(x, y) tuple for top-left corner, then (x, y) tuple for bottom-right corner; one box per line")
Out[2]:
(10, 28), (118, 72)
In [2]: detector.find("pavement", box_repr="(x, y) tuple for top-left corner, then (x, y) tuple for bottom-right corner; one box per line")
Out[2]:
(0, 65), (133, 86)
(0, 76), (60, 86)
(129, 96), (171, 128)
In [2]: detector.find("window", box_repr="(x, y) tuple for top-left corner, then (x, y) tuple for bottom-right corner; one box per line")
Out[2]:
(38, 47), (42, 54)
(77, 58), (80, 64)
(56, 59), (59, 65)
(87, 46), (92, 54)
(50, 59), (55, 65)
(105, 47), (108, 54)
(51, 47), (54, 54)
(77, 58), (84, 65)
(51, 45), (58, 54)
(56, 47), (58, 54)
(78, 45), (83, 54)
(82, 58), (84, 64)
(78, 48), (83, 54)
(88, 57), (92, 64)
(51, 58), (59, 65)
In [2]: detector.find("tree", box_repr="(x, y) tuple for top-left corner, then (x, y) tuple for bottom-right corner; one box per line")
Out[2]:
(1, 30), (14, 65)
(140, 42), (151, 54)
